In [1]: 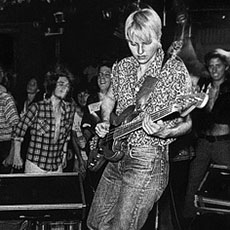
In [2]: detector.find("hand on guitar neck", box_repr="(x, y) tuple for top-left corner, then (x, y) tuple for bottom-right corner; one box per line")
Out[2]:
(142, 115), (174, 139)
(95, 121), (110, 138)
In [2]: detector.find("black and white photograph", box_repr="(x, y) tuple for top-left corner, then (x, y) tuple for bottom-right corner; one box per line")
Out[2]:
(0, 0), (230, 229)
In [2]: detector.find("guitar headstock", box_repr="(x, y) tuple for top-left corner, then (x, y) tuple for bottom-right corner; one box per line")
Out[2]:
(191, 84), (210, 108)
(175, 91), (209, 117)
(191, 91), (209, 109)
(167, 10), (188, 58)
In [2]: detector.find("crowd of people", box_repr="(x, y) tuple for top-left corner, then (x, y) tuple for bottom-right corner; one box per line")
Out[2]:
(0, 4), (230, 230)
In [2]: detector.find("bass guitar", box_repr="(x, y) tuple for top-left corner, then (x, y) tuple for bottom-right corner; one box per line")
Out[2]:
(88, 90), (209, 171)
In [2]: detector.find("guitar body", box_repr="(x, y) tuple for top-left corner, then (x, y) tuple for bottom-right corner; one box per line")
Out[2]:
(88, 136), (107, 172)
(103, 137), (128, 162)
(88, 105), (139, 171)
(113, 105), (137, 125)
(104, 105), (140, 161)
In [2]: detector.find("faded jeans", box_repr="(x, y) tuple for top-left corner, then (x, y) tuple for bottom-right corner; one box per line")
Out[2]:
(87, 145), (169, 230)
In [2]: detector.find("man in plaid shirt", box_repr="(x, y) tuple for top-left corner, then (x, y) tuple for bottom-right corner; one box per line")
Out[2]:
(10, 65), (76, 173)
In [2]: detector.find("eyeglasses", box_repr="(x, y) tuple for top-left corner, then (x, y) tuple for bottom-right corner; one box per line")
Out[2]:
(56, 81), (70, 89)
(98, 72), (111, 78)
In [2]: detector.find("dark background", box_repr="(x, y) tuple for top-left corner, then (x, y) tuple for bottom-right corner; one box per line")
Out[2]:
(0, 0), (230, 96)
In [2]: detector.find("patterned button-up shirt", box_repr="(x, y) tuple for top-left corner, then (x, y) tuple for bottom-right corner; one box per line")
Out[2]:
(111, 48), (192, 147)
(13, 99), (75, 171)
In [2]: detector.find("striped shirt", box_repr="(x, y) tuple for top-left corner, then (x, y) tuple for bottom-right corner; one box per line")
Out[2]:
(0, 92), (19, 141)
(13, 99), (75, 171)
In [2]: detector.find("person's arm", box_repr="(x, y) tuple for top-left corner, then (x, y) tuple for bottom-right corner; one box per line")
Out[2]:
(5, 95), (19, 127)
(11, 103), (38, 169)
(72, 130), (87, 174)
(2, 95), (20, 167)
(142, 114), (192, 139)
(72, 108), (87, 173)
(142, 56), (193, 139)
(95, 86), (116, 138)
(101, 86), (116, 122)
(12, 138), (23, 169)
(61, 141), (68, 169)
(81, 101), (97, 142)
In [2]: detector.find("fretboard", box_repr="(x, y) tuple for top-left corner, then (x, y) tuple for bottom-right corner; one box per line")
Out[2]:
(114, 105), (173, 139)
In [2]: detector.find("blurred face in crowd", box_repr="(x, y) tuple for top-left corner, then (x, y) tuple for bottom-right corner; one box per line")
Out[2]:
(54, 76), (70, 99)
(208, 57), (228, 82)
(98, 65), (111, 93)
(27, 78), (39, 94)
(77, 90), (89, 107)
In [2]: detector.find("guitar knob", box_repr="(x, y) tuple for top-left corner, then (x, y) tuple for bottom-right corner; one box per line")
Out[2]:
(96, 154), (101, 159)
(89, 162), (95, 167)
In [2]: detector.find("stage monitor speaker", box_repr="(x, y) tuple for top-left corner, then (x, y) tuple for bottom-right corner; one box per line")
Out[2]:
(195, 164), (230, 215)
(0, 172), (86, 221)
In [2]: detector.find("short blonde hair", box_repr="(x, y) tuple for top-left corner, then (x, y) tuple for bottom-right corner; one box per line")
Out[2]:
(125, 7), (162, 43)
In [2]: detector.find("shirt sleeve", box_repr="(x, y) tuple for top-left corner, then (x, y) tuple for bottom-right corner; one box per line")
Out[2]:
(169, 58), (192, 96)
(13, 102), (38, 138)
(5, 94), (19, 129)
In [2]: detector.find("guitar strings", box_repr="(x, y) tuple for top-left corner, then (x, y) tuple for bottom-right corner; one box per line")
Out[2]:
(102, 106), (173, 143)
(97, 94), (201, 144)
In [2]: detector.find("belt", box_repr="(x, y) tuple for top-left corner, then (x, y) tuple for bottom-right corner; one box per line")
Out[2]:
(199, 134), (230, 143)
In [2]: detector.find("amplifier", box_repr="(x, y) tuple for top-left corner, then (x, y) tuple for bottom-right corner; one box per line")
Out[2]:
(195, 164), (230, 215)
(0, 172), (86, 221)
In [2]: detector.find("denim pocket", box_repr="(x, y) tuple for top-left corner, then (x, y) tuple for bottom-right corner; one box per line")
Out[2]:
(129, 147), (158, 162)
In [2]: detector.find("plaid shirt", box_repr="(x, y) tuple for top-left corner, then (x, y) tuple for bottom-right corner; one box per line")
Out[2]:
(13, 99), (75, 171)
(0, 92), (19, 141)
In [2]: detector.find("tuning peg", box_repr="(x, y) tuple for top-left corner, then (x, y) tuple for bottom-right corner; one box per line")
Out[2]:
(206, 83), (212, 94)
(201, 84), (206, 92)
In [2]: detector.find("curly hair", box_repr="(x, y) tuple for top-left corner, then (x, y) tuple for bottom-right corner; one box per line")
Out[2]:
(44, 63), (74, 101)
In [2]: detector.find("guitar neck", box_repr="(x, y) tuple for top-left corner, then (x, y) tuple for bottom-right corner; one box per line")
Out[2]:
(112, 92), (207, 140)
(114, 105), (173, 139)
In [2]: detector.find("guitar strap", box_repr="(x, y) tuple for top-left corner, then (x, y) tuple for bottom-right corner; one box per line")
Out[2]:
(135, 40), (183, 111)
(135, 55), (167, 111)
(135, 76), (158, 111)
